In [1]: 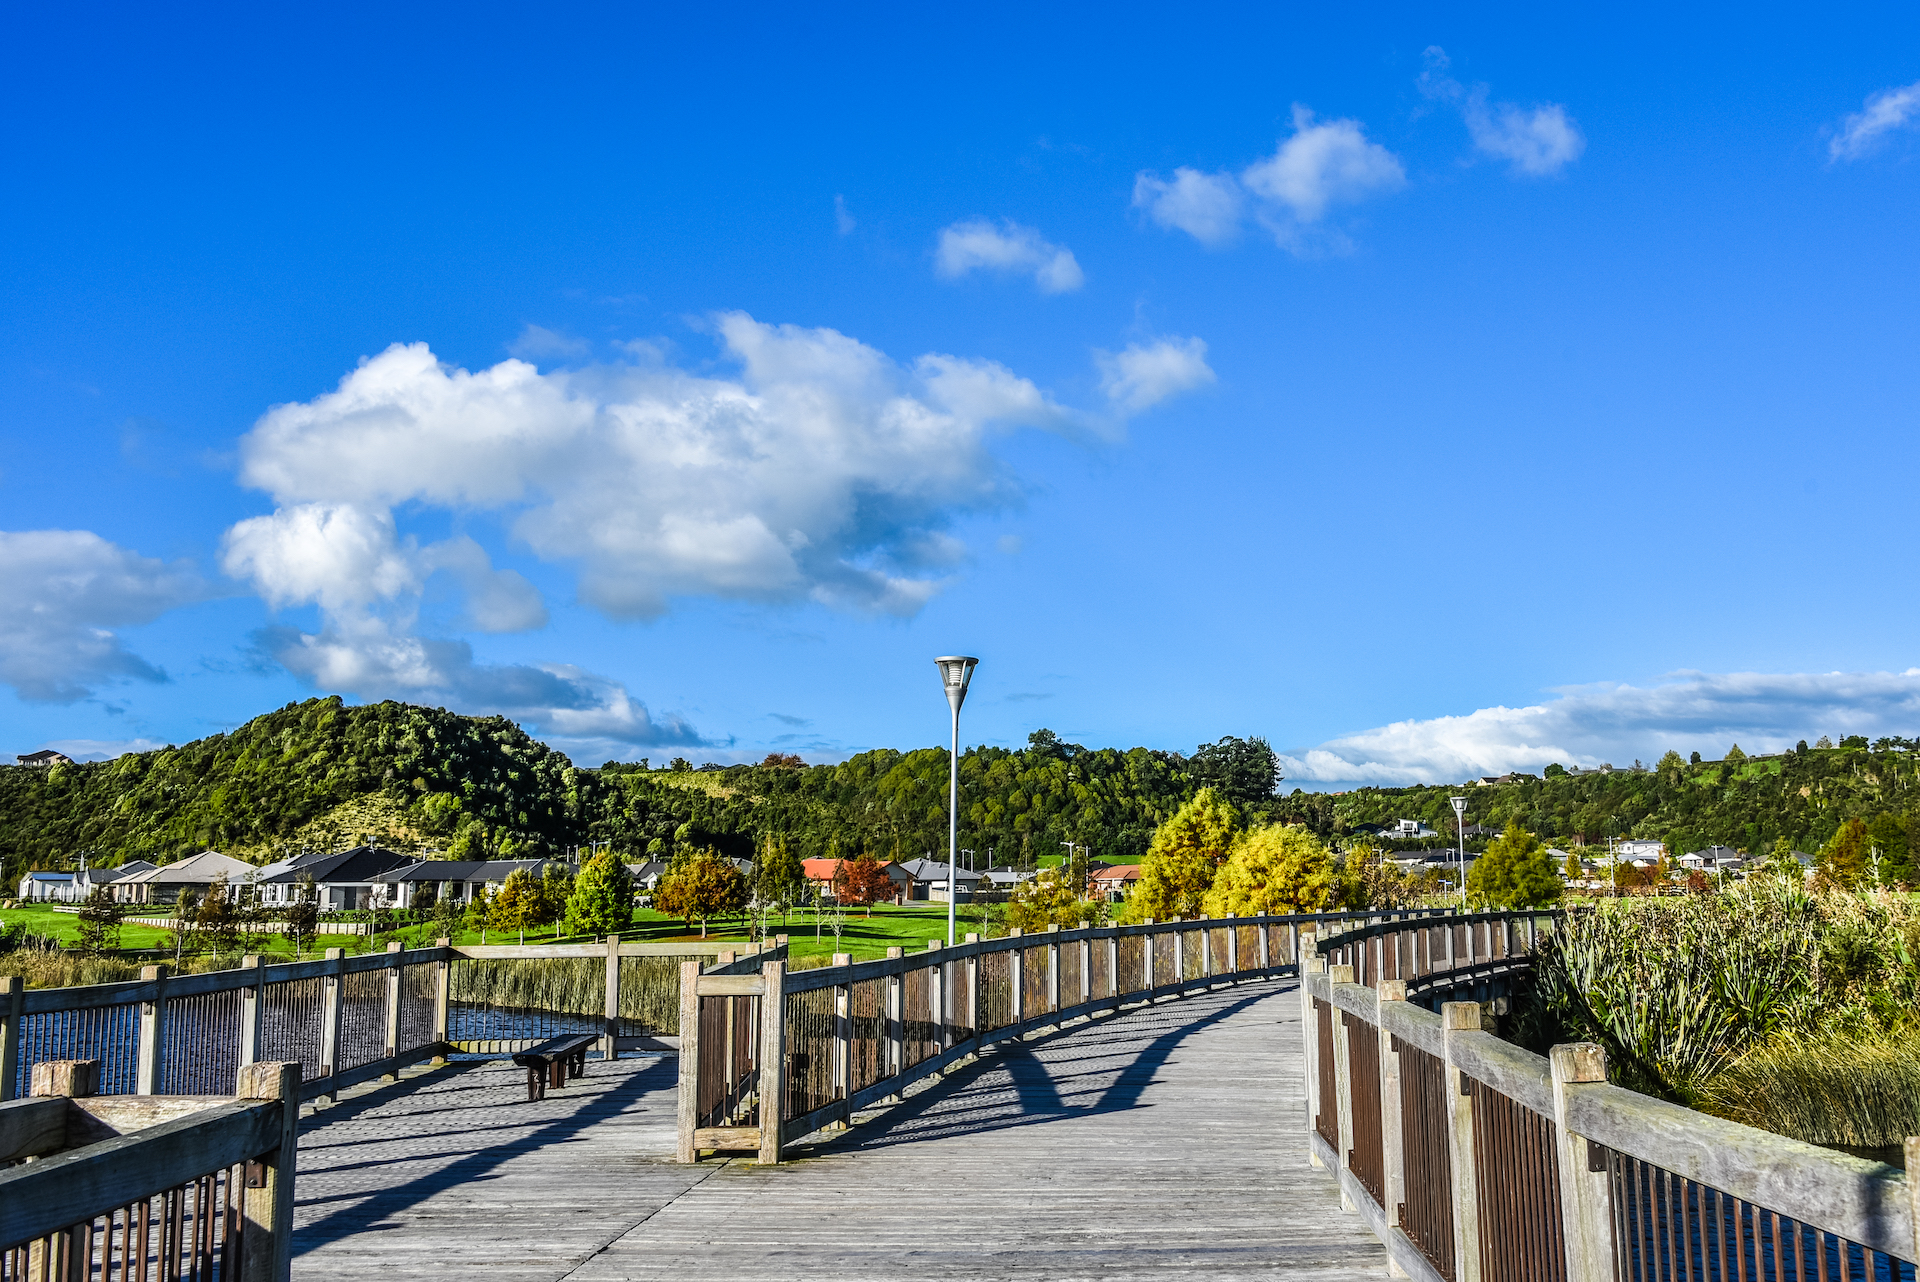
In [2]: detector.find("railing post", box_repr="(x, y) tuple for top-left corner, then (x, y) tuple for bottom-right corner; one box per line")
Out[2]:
(1105, 929), (1118, 1000)
(1550, 1043), (1614, 1282)
(1173, 919), (1186, 991)
(1301, 942), (1323, 1167)
(238, 954), (264, 1068)
(237, 1060), (302, 1282)
(958, 936), (974, 1055)
(603, 935), (621, 1062)
(928, 940), (947, 1057)
(1257, 916), (1270, 972)
(1225, 913), (1238, 975)
(758, 960), (786, 1164)
(320, 947), (345, 1102)
(884, 947), (904, 1091)
(831, 953), (851, 1122)
(1046, 924), (1061, 1022)
(675, 959), (700, 1163)
(1328, 963), (1357, 1211)
(381, 941), (403, 1077)
(1378, 980), (1409, 1278)
(0, 976), (20, 1103)
(432, 938), (452, 1063)
(1078, 924), (1091, 1008)
(1142, 922), (1155, 1002)
(1442, 1000), (1484, 1282)
(1008, 930), (1025, 1034)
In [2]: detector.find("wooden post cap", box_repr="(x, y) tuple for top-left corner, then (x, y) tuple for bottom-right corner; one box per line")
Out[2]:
(1328, 964), (1356, 986)
(1549, 1042), (1608, 1084)
(832, 953), (851, 966)
(928, 939), (945, 950)
(963, 934), (978, 944)
(237, 1060), (302, 1100)
(1008, 928), (1022, 938)
(885, 947), (903, 958)
(1378, 979), (1408, 1002)
(1047, 922), (1060, 932)
(1077, 921), (1089, 930)
(241, 955), (261, 970)
(141, 964), (168, 981)
(325, 947), (345, 960)
(437, 937), (451, 946)
(30, 1059), (99, 1098)
(386, 940), (403, 953)
(1441, 1001), (1480, 1031)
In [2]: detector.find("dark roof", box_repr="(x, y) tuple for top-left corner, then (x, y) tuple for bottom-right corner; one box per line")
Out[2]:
(262, 845), (415, 885)
(894, 858), (982, 883)
(87, 860), (157, 883)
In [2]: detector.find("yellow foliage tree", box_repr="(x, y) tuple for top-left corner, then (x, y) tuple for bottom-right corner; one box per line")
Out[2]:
(1204, 823), (1334, 916)
(1124, 787), (1238, 922)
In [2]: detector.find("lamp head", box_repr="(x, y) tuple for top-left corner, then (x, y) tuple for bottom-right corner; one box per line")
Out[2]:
(934, 655), (979, 714)
(1449, 795), (1467, 817)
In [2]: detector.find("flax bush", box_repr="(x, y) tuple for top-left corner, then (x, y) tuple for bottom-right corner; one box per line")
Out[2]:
(1523, 881), (1920, 1146)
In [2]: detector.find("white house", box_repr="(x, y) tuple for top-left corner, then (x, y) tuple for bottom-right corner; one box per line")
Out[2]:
(1680, 845), (1743, 872)
(1614, 839), (1664, 863)
(363, 858), (575, 911)
(17, 871), (77, 903)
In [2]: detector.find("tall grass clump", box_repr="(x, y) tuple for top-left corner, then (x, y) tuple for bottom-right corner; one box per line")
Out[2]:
(1523, 879), (1920, 1147)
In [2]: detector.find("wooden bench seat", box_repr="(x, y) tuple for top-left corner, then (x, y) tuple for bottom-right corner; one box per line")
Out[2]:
(510, 1034), (599, 1101)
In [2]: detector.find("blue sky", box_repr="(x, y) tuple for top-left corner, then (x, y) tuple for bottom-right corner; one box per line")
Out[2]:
(4, 3), (1920, 784)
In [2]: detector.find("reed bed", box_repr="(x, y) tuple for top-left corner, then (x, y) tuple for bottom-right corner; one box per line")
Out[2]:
(1702, 1026), (1920, 1149)
(449, 955), (685, 1033)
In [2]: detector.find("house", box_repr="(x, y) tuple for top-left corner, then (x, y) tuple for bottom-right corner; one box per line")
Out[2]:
(1088, 864), (1142, 901)
(1680, 846), (1743, 873)
(17, 871), (77, 903)
(800, 857), (913, 903)
(979, 867), (1037, 890)
(256, 845), (417, 911)
(1460, 824), (1502, 841)
(892, 858), (983, 902)
(363, 858), (576, 911)
(630, 861), (667, 890)
(1614, 839), (1664, 863)
(1391, 819), (1439, 840)
(82, 860), (157, 902)
(16, 749), (74, 767)
(115, 851), (258, 905)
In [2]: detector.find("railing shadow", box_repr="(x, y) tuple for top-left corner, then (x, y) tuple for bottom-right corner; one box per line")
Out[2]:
(292, 1056), (676, 1253)
(800, 980), (1291, 1154)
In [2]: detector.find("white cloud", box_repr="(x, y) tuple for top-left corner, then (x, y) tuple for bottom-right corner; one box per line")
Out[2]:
(1131, 168), (1245, 247)
(1241, 105), (1407, 225)
(508, 324), (592, 362)
(0, 530), (205, 703)
(934, 219), (1084, 293)
(1136, 107), (1404, 252)
(1421, 48), (1586, 177)
(1830, 80), (1920, 161)
(1095, 337), (1216, 414)
(1276, 670), (1920, 786)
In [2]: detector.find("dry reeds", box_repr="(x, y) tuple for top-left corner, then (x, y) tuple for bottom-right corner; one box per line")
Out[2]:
(449, 955), (686, 1033)
(1702, 1026), (1920, 1148)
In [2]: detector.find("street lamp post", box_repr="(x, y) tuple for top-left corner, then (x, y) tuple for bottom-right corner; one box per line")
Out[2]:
(1449, 796), (1468, 910)
(935, 656), (979, 947)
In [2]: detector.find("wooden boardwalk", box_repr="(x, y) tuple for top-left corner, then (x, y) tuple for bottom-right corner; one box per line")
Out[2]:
(292, 977), (1387, 1280)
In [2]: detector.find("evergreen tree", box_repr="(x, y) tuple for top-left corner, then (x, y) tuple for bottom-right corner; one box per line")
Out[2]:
(1127, 787), (1238, 921)
(1817, 817), (1872, 889)
(75, 886), (123, 954)
(1466, 821), (1562, 909)
(1202, 823), (1332, 916)
(756, 836), (805, 918)
(566, 849), (634, 936)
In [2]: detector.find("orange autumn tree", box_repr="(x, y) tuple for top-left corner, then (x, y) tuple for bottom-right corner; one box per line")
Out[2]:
(832, 853), (896, 916)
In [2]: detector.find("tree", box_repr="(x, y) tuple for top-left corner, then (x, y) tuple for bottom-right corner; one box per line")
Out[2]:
(198, 874), (241, 954)
(1690, 752), (1702, 766)
(1725, 744), (1747, 764)
(75, 886), (123, 954)
(756, 836), (805, 920)
(1544, 762), (1568, 779)
(1127, 788), (1238, 921)
(1564, 849), (1582, 882)
(1815, 736), (1833, 750)
(566, 849), (634, 936)
(1795, 740), (1809, 755)
(490, 868), (538, 944)
(1004, 867), (1106, 932)
(1189, 736), (1280, 809)
(1203, 824), (1332, 916)
(832, 853), (895, 915)
(655, 848), (749, 937)
(284, 874), (319, 957)
(1816, 817), (1872, 889)
(538, 863), (574, 939)
(1466, 821), (1562, 909)
(169, 888), (200, 963)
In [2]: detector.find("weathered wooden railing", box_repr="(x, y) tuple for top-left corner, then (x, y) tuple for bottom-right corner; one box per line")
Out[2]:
(1, 937), (757, 1104)
(674, 909), (1467, 1165)
(1304, 954), (1918, 1282)
(1315, 909), (1561, 1008)
(0, 1057), (302, 1281)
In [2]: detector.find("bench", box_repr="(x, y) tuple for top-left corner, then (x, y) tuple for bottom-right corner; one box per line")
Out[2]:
(510, 1034), (599, 1101)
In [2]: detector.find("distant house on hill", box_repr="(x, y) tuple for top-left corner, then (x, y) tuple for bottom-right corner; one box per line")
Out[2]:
(1680, 845), (1743, 872)
(15, 749), (73, 767)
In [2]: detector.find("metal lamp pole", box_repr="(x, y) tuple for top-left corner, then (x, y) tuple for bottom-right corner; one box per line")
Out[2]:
(1449, 796), (1468, 910)
(935, 656), (979, 947)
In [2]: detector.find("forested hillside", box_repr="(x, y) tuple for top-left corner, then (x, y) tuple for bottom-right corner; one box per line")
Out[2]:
(9, 697), (1918, 886)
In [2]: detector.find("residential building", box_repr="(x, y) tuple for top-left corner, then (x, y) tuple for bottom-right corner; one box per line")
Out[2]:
(16, 749), (74, 767)
(363, 858), (576, 911)
(800, 857), (913, 903)
(1391, 819), (1439, 840)
(115, 851), (258, 905)
(1614, 839), (1664, 863)
(17, 871), (77, 903)
(893, 858), (984, 902)
(1089, 864), (1141, 901)
(83, 860), (158, 902)
(256, 846), (416, 911)
(1680, 846), (1744, 873)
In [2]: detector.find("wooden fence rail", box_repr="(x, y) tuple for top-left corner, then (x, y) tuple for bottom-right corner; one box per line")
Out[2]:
(674, 908), (1491, 1165)
(1304, 946), (1920, 1282)
(0, 938), (758, 1105)
(0, 1058), (302, 1282)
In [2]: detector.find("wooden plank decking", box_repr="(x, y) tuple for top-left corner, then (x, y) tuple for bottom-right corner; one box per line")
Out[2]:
(292, 977), (1387, 1280)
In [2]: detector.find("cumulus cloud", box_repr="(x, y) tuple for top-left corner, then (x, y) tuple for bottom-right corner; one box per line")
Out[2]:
(934, 219), (1084, 293)
(1131, 168), (1246, 247)
(1276, 670), (1920, 786)
(1135, 106), (1404, 252)
(0, 530), (205, 702)
(1420, 48), (1586, 177)
(1095, 337), (1216, 414)
(1830, 80), (1920, 161)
